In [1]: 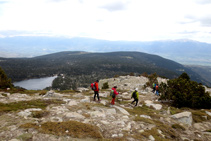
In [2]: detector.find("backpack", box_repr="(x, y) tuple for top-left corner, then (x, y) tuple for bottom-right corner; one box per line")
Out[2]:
(110, 90), (115, 98)
(91, 83), (96, 90)
(132, 91), (137, 98)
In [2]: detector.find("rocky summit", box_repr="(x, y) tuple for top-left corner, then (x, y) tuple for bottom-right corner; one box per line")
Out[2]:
(0, 75), (211, 141)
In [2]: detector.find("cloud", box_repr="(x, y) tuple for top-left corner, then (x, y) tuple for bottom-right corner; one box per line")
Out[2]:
(47, 0), (67, 2)
(100, 1), (128, 12)
(185, 15), (211, 27)
(0, 30), (54, 37)
(0, 1), (7, 4)
(199, 16), (211, 26)
(179, 31), (199, 34)
(194, 0), (211, 4)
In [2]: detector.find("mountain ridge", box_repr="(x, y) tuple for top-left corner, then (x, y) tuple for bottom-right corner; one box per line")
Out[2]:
(0, 51), (210, 88)
(0, 36), (211, 65)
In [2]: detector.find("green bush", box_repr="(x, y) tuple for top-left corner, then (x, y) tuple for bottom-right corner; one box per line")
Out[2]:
(159, 72), (211, 109)
(102, 82), (109, 89)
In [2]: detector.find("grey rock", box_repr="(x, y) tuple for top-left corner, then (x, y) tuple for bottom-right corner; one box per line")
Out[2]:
(113, 105), (130, 115)
(171, 111), (192, 126)
(149, 135), (155, 141)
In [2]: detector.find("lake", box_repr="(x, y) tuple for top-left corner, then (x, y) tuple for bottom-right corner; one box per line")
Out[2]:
(13, 76), (57, 90)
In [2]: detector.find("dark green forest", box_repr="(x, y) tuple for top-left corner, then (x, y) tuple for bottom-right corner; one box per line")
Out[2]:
(0, 51), (210, 90)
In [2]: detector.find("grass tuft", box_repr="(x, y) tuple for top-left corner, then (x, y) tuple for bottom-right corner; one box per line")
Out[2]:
(171, 124), (185, 131)
(20, 120), (102, 139)
(31, 110), (50, 118)
(192, 110), (211, 123)
(0, 99), (65, 114)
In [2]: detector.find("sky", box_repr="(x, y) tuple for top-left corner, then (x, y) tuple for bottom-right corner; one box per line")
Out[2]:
(0, 0), (211, 43)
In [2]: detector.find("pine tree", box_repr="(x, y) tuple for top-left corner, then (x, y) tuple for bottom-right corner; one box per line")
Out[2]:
(0, 67), (13, 89)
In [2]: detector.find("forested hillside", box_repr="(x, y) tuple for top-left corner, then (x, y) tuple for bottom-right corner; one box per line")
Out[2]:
(0, 51), (210, 90)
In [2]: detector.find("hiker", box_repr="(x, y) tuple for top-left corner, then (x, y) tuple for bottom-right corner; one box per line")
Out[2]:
(152, 83), (156, 93)
(92, 80), (100, 101)
(131, 88), (139, 107)
(155, 84), (159, 96)
(111, 86), (119, 105)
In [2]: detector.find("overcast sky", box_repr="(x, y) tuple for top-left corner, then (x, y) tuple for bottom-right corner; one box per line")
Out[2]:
(0, 0), (211, 43)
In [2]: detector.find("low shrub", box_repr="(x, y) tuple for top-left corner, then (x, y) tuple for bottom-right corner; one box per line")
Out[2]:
(159, 72), (211, 109)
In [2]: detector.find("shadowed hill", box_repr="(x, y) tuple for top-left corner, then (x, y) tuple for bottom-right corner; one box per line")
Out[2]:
(0, 51), (210, 88)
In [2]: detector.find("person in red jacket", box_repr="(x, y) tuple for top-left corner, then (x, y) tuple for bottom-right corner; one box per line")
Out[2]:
(111, 86), (119, 105)
(93, 80), (100, 101)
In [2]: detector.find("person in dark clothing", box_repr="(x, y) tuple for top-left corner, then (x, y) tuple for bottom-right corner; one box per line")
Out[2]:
(93, 80), (100, 101)
(131, 88), (139, 107)
(152, 83), (156, 93)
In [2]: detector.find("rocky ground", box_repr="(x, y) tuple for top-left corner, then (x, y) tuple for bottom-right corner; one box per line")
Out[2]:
(0, 76), (211, 141)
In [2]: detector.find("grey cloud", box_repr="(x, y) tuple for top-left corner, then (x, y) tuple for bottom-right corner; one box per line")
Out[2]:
(179, 31), (199, 34)
(47, 0), (67, 2)
(194, 0), (211, 4)
(100, 1), (128, 12)
(78, 0), (83, 3)
(0, 30), (52, 37)
(200, 17), (211, 26)
(0, 30), (30, 36)
(185, 15), (211, 27)
(0, 1), (8, 4)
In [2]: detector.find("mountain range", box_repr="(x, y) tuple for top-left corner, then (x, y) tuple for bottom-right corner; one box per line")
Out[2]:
(0, 36), (211, 66)
(0, 51), (210, 89)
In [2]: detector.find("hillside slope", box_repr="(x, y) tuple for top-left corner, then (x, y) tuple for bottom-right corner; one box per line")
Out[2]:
(0, 51), (210, 89)
(0, 75), (210, 140)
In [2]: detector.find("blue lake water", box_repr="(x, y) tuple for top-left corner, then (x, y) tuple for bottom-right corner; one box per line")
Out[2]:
(13, 76), (57, 90)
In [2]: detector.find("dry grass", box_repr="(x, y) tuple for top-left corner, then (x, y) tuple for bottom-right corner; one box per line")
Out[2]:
(17, 133), (33, 141)
(31, 110), (50, 118)
(134, 117), (155, 124)
(205, 129), (211, 132)
(20, 120), (102, 139)
(0, 99), (65, 114)
(126, 105), (161, 119)
(171, 124), (186, 131)
(191, 110), (211, 123)
(4, 88), (48, 95)
(169, 107), (183, 115)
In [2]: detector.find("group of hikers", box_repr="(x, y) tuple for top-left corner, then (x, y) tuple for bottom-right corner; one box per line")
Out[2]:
(91, 80), (158, 107)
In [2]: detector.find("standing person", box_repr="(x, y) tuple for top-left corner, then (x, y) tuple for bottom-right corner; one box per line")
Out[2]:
(152, 83), (155, 93)
(155, 85), (159, 96)
(131, 88), (139, 107)
(111, 86), (119, 105)
(93, 80), (100, 101)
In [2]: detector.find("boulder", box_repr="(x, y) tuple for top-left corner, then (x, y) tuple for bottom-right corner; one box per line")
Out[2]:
(77, 87), (89, 92)
(171, 111), (193, 126)
(144, 100), (162, 110)
(149, 135), (155, 141)
(67, 100), (78, 106)
(140, 115), (151, 119)
(205, 111), (211, 116)
(106, 108), (116, 115)
(100, 92), (108, 98)
(18, 108), (42, 118)
(113, 105), (130, 115)
(80, 96), (90, 102)
(65, 112), (85, 119)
